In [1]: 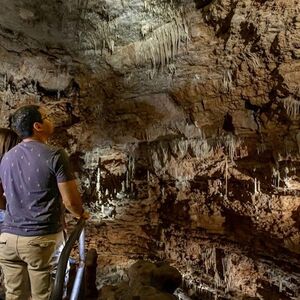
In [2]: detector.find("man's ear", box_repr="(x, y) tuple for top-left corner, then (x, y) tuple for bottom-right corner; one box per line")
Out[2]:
(33, 122), (43, 132)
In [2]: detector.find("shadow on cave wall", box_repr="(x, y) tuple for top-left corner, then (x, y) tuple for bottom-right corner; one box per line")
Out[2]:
(194, 0), (214, 9)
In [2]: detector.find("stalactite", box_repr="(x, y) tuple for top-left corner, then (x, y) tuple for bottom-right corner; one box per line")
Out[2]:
(214, 270), (222, 288)
(135, 15), (189, 74)
(222, 256), (234, 293)
(184, 139), (213, 159)
(257, 141), (267, 154)
(266, 268), (299, 296)
(1, 73), (6, 89)
(177, 139), (188, 159)
(222, 69), (233, 92)
(222, 134), (240, 161)
(240, 51), (261, 69)
(272, 168), (281, 188)
(128, 155), (135, 190)
(282, 96), (300, 119)
(0, 84), (29, 110)
(160, 143), (169, 166)
(202, 247), (216, 274)
(168, 63), (176, 75)
(79, 16), (117, 54)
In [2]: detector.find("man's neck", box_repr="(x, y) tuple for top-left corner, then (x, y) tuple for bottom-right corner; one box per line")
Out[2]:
(23, 136), (47, 143)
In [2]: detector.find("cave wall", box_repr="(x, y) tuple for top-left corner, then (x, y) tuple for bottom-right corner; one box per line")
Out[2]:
(0, 0), (300, 298)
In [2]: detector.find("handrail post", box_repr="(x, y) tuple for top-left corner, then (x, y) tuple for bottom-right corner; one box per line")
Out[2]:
(70, 228), (86, 300)
(50, 219), (86, 300)
(79, 229), (85, 261)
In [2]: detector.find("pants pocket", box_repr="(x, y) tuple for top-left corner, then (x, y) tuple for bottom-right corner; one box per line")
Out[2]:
(28, 241), (55, 248)
(27, 238), (56, 248)
(0, 236), (7, 248)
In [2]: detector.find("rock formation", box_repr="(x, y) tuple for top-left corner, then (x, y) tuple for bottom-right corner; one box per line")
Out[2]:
(0, 0), (300, 298)
(99, 260), (181, 300)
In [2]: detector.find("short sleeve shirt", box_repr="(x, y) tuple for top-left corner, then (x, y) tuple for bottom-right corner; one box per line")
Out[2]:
(0, 141), (75, 236)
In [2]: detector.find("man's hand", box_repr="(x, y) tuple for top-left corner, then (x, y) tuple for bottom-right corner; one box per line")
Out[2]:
(81, 210), (90, 220)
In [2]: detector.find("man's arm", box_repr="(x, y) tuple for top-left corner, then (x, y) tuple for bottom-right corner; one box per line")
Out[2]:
(0, 183), (6, 210)
(58, 180), (89, 219)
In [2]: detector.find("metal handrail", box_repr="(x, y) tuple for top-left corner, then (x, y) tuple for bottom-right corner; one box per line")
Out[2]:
(50, 218), (86, 300)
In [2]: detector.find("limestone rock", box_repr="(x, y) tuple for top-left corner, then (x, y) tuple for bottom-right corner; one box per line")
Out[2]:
(128, 260), (182, 294)
(0, 0), (300, 298)
(99, 260), (179, 300)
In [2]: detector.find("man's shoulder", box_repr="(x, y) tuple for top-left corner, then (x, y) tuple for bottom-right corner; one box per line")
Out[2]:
(2, 144), (19, 160)
(29, 142), (63, 155)
(16, 142), (66, 160)
(37, 144), (69, 163)
(2, 142), (67, 162)
(0, 146), (17, 173)
(36, 142), (60, 152)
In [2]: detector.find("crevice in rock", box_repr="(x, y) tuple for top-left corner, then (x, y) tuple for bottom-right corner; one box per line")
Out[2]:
(222, 113), (235, 134)
(194, 0), (214, 9)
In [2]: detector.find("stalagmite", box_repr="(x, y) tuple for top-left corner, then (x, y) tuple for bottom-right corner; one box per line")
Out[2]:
(126, 171), (129, 189)
(277, 172), (280, 188)
(279, 277), (283, 293)
(96, 166), (101, 199)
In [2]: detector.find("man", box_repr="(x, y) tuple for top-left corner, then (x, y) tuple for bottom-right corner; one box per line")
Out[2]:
(0, 105), (89, 300)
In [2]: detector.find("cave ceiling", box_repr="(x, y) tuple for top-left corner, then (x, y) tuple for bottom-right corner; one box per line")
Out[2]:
(0, 0), (299, 152)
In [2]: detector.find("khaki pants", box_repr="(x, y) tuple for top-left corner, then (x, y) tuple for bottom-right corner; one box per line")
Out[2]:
(0, 231), (64, 300)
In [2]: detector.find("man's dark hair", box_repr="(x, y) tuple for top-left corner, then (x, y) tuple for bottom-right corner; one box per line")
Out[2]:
(11, 105), (42, 139)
